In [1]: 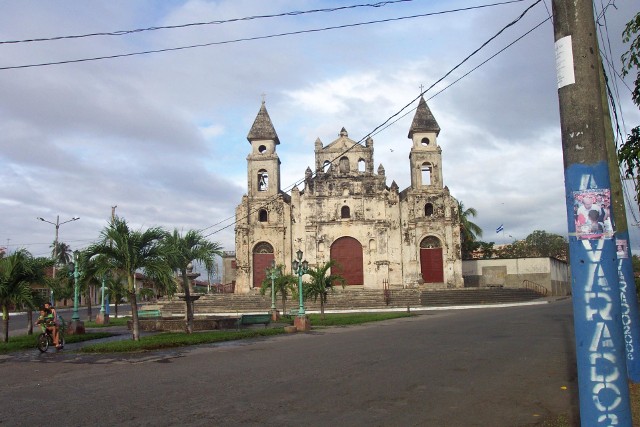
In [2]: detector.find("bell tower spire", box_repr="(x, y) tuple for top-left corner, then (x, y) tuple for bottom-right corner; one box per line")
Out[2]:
(246, 100), (281, 197)
(408, 96), (443, 189)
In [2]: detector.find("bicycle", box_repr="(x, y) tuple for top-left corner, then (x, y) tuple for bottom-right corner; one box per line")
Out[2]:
(36, 316), (66, 353)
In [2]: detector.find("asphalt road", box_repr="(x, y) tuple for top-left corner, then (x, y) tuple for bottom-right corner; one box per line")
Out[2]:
(0, 299), (578, 426)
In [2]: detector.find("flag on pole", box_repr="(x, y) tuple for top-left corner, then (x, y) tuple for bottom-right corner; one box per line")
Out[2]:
(496, 224), (504, 233)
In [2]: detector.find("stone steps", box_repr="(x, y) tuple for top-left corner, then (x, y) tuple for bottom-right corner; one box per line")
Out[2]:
(420, 288), (543, 307)
(156, 287), (544, 316)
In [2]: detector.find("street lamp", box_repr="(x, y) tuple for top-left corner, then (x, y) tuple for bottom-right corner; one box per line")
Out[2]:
(37, 215), (80, 304)
(70, 250), (81, 321)
(292, 249), (309, 317)
(266, 260), (280, 319)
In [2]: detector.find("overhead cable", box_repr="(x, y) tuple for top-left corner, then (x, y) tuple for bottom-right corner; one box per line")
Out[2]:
(0, 0), (529, 71)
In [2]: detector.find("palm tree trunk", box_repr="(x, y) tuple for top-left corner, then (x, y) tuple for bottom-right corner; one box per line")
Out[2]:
(281, 294), (287, 314)
(183, 271), (193, 334)
(86, 286), (93, 322)
(27, 308), (33, 335)
(320, 300), (325, 320)
(2, 306), (9, 343)
(129, 290), (140, 341)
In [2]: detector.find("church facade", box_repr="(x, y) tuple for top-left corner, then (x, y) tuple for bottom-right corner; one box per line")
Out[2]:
(232, 97), (463, 293)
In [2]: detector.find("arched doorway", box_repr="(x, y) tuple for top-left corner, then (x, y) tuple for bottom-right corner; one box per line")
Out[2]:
(420, 236), (444, 283)
(253, 242), (274, 288)
(330, 237), (363, 286)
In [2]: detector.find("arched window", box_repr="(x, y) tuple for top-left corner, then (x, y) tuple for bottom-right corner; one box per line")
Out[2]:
(339, 157), (350, 173)
(358, 159), (366, 172)
(425, 203), (434, 216)
(258, 209), (268, 222)
(258, 145), (267, 154)
(323, 161), (331, 173)
(341, 206), (351, 219)
(421, 163), (432, 186)
(257, 169), (268, 191)
(420, 236), (441, 248)
(421, 137), (430, 146)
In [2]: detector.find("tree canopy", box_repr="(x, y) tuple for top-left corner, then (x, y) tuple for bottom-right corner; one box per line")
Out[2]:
(620, 12), (640, 205)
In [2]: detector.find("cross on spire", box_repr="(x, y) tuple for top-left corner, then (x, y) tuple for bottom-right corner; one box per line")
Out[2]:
(261, 92), (266, 104)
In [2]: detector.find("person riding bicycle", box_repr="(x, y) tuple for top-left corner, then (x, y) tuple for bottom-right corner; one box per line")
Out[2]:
(39, 302), (61, 348)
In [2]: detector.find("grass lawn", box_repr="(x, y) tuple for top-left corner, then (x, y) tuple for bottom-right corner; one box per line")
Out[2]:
(0, 331), (116, 354)
(84, 317), (129, 328)
(79, 312), (415, 353)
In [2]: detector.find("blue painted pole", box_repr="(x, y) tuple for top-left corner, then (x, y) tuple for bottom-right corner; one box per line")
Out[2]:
(598, 56), (640, 382)
(553, 1), (632, 423)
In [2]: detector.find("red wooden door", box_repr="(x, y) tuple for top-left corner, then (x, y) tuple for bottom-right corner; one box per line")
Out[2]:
(253, 253), (274, 288)
(330, 237), (363, 286)
(420, 247), (444, 283)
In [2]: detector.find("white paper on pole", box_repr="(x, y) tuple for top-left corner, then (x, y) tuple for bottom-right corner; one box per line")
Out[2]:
(555, 35), (575, 89)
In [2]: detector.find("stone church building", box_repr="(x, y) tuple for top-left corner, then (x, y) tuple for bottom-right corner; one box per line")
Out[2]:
(232, 97), (463, 293)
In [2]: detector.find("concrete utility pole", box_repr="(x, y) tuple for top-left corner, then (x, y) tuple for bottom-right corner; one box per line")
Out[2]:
(552, 0), (632, 424)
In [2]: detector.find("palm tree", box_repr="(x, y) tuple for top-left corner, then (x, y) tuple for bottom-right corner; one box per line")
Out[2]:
(76, 251), (102, 322)
(259, 265), (298, 314)
(51, 241), (72, 266)
(457, 201), (483, 259)
(105, 273), (127, 318)
(86, 216), (173, 341)
(0, 249), (50, 342)
(303, 260), (346, 320)
(162, 229), (223, 334)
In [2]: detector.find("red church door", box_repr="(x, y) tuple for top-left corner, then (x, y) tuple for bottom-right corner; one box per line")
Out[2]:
(420, 236), (444, 283)
(330, 237), (363, 286)
(253, 242), (274, 288)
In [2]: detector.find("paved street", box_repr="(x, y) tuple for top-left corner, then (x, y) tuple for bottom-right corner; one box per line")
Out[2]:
(0, 299), (578, 426)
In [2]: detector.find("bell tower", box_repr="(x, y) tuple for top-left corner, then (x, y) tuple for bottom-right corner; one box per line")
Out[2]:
(408, 96), (443, 190)
(246, 101), (281, 198)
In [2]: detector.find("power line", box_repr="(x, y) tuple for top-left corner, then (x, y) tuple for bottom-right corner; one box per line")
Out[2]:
(0, 0), (528, 71)
(202, 0), (543, 238)
(0, 0), (416, 45)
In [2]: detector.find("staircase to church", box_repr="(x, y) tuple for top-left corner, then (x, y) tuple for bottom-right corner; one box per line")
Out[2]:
(156, 287), (545, 316)
(420, 287), (544, 307)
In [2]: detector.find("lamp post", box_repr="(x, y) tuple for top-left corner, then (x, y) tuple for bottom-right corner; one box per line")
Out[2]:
(67, 250), (85, 334)
(266, 260), (280, 320)
(37, 215), (80, 304)
(96, 275), (109, 325)
(71, 250), (80, 321)
(292, 250), (309, 331)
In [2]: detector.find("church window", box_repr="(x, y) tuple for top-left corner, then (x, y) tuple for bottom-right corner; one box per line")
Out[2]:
(341, 206), (351, 219)
(254, 242), (274, 253)
(425, 203), (434, 216)
(323, 161), (331, 173)
(358, 159), (366, 172)
(421, 137), (430, 146)
(258, 145), (267, 154)
(258, 209), (268, 222)
(339, 157), (350, 173)
(257, 170), (269, 191)
(369, 239), (377, 252)
(420, 236), (441, 248)
(421, 163), (432, 186)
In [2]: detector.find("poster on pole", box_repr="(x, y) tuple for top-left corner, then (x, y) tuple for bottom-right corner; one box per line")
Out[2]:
(572, 188), (614, 240)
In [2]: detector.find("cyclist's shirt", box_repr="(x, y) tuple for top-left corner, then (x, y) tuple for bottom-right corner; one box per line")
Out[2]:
(43, 312), (56, 327)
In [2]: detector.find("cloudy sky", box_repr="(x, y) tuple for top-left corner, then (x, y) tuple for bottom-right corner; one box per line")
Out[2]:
(1, 0), (639, 267)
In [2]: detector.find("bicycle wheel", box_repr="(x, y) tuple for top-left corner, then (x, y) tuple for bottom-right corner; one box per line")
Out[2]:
(37, 333), (49, 353)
